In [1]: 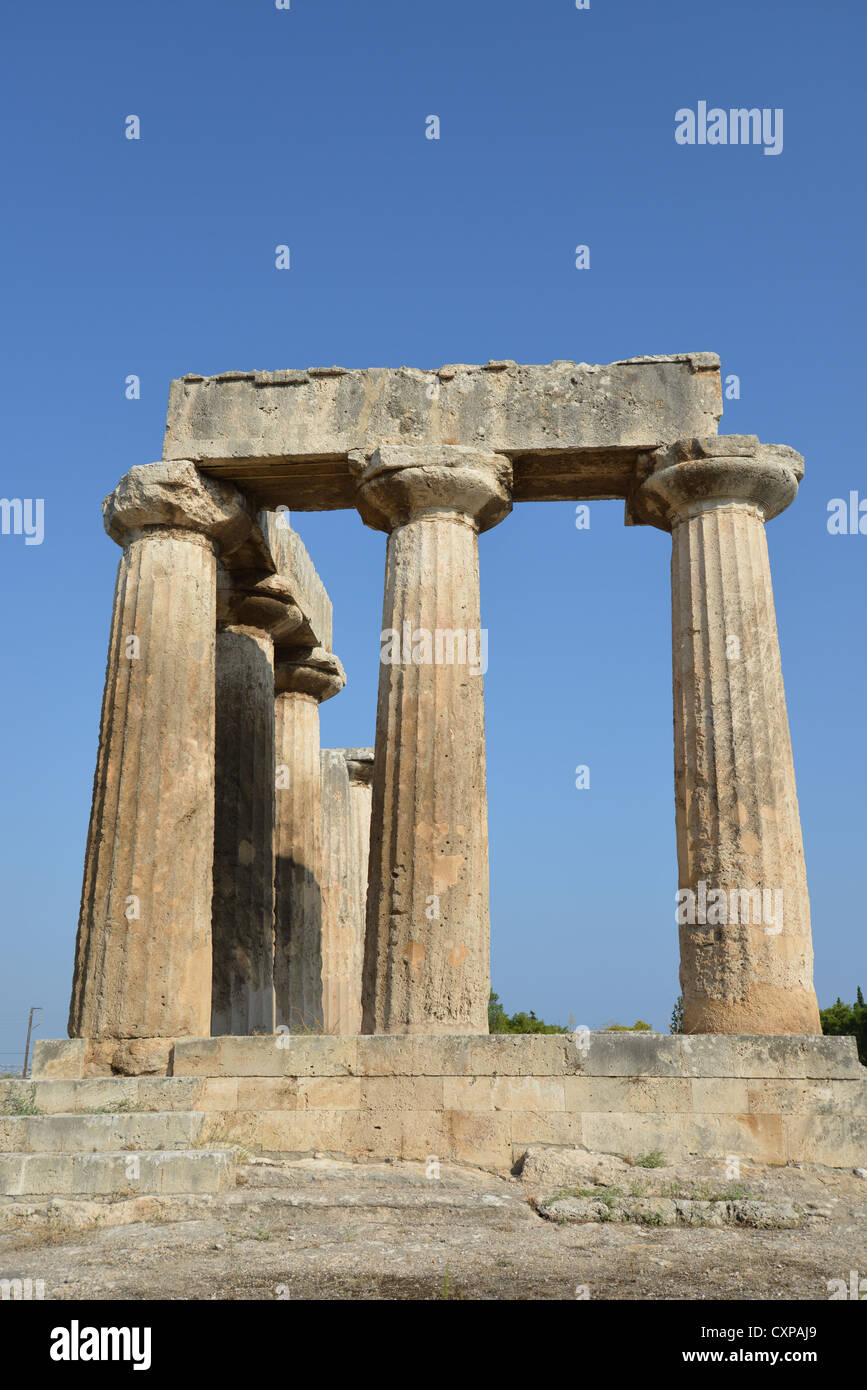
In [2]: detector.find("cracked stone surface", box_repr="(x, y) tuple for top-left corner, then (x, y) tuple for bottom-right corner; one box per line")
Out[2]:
(1, 1153), (863, 1301)
(162, 355), (723, 510)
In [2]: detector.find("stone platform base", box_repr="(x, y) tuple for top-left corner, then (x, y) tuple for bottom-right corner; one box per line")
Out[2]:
(20, 1034), (866, 1175)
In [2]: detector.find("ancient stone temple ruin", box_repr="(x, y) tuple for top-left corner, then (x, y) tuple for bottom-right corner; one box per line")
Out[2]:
(19, 354), (865, 1188)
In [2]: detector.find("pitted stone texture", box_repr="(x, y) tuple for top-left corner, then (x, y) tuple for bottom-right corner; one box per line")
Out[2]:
(34, 1033), (862, 1083)
(358, 448), (512, 1035)
(634, 439), (819, 1035)
(29, 1040), (87, 1079)
(352, 444), (513, 534)
(537, 1192), (801, 1228)
(0, 1149), (235, 1197)
(70, 528), (219, 1041)
(628, 435), (804, 529)
(211, 625), (277, 1036)
(103, 459), (254, 554)
(1, 1076), (206, 1111)
(17, 1036), (865, 1170)
(216, 562), (304, 646)
(0, 1112), (205, 1154)
(274, 646), (345, 702)
(162, 355), (722, 509)
(273, 653), (344, 1034)
(86, 1039), (174, 1077)
(319, 749), (373, 1034)
(671, 507), (817, 1033)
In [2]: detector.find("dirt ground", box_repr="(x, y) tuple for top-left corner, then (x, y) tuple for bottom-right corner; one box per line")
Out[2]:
(1, 1152), (865, 1301)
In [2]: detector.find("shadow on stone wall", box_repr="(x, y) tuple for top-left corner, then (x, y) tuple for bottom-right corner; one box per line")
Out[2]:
(274, 855), (324, 1033)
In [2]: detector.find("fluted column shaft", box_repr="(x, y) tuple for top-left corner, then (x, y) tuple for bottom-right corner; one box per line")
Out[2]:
(212, 626), (276, 1035)
(353, 445), (512, 1035)
(211, 571), (303, 1036)
(274, 648), (345, 1032)
(319, 749), (374, 1035)
(634, 436), (820, 1034)
(345, 751), (374, 1031)
(70, 462), (253, 1041)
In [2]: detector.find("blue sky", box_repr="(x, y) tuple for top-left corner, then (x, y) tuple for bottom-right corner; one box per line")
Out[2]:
(0, 0), (864, 1063)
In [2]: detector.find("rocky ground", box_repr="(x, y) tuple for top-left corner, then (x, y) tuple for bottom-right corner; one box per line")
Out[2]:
(1, 1149), (864, 1301)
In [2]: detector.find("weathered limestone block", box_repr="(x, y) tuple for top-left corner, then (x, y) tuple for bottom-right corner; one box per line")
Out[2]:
(29, 1039), (87, 1079)
(258, 510), (333, 651)
(273, 647), (345, 1032)
(0, 1111), (205, 1154)
(162, 355), (722, 509)
(70, 461), (255, 1042)
(0, 1150), (236, 1197)
(319, 749), (374, 1035)
(632, 436), (820, 1035)
(354, 445), (512, 1035)
(171, 1034), (359, 1077)
(211, 566), (304, 1036)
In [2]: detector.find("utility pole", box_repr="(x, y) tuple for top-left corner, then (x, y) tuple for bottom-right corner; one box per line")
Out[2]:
(21, 1007), (42, 1079)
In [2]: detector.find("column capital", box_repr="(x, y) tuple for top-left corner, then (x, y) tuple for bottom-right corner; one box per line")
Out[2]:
(216, 565), (304, 643)
(350, 444), (512, 534)
(628, 434), (804, 531)
(275, 645), (346, 703)
(343, 748), (374, 787)
(103, 460), (255, 555)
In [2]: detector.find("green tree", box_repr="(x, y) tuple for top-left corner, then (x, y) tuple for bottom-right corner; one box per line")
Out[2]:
(820, 987), (866, 1065)
(487, 992), (567, 1035)
(670, 995), (684, 1033)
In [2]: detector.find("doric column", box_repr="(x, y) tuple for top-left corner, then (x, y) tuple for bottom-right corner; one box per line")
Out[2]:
(211, 569), (303, 1036)
(352, 444), (512, 1035)
(273, 646), (345, 1032)
(345, 749), (375, 1021)
(632, 435), (820, 1035)
(320, 748), (374, 1035)
(69, 462), (254, 1047)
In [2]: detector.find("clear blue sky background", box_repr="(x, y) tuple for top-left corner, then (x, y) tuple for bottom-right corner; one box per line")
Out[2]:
(1, 0), (864, 1063)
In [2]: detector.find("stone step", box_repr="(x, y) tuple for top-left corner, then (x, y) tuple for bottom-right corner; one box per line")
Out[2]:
(0, 1111), (205, 1154)
(236, 1166), (534, 1218)
(0, 1148), (235, 1197)
(167, 1033), (866, 1081)
(31, 1034), (867, 1083)
(0, 1158), (532, 1228)
(0, 1182), (533, 1234)
(0, 1078), (205, 1115)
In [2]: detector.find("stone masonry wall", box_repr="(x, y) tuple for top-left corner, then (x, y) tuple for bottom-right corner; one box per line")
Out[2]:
(29, 1035), (867, 1173)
